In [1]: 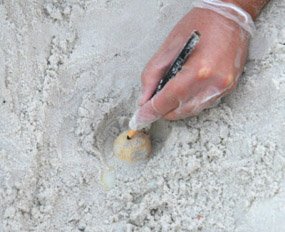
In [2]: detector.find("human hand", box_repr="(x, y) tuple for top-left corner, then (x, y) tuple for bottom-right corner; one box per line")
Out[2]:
(129, 1), (255, 130)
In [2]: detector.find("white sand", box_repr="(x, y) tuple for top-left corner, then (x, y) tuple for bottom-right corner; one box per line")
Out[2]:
(0, 0), (284, 231)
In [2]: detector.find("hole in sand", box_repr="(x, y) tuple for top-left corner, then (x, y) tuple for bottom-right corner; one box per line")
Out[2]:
(93, 102), (172, 163)
(93, 102), (131, 161)
(92, 101), (172, 189)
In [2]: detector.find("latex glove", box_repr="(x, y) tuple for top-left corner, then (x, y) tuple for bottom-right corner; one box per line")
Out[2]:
(129, 0), (255, 130)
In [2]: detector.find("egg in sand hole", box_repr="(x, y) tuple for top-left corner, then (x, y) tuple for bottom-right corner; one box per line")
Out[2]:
(113, 130), (152, 162)
(100, 130), (152, 190)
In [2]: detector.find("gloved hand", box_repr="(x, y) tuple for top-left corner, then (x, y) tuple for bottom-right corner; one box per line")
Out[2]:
(129, 0), (255, 130)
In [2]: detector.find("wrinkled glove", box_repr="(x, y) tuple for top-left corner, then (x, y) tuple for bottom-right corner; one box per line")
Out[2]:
(129, 0), (255, 130)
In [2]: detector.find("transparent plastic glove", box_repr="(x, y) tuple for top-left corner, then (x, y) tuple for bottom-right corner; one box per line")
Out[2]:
(129, 0), (255, 130)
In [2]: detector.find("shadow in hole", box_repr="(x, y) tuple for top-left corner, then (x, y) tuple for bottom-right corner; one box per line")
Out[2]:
(149, 119), (172, 155)
(93, 100), (133, 160)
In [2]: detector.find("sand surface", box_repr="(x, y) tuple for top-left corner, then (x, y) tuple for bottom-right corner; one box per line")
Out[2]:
(0, 0), (284, 231)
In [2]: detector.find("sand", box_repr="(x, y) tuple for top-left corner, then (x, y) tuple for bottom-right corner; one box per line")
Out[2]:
(0, 0), (284, 231)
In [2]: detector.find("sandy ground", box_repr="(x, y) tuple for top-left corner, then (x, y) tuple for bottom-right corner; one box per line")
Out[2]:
(0, 0), (284, 231)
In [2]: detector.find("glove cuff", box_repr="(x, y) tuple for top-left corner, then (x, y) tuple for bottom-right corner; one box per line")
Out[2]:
(194, 0), (256, 36)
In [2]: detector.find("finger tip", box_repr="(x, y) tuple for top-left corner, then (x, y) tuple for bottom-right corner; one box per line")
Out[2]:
(131, 101), (162, 129)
